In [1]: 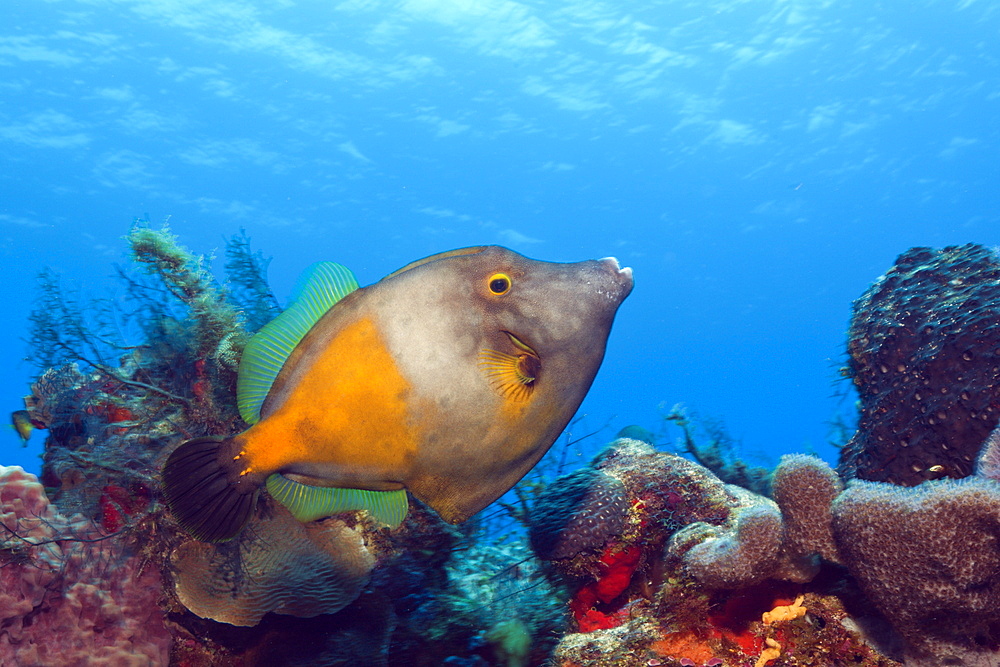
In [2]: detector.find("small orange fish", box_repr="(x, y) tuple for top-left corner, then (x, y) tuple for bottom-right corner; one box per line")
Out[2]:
(163, 246), (632, 542)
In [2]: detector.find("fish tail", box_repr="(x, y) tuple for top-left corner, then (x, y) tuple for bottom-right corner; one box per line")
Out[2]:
(161, 436), (262, 542)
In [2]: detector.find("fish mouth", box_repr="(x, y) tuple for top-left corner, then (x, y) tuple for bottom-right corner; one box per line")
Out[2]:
(599, 256), (634, 291)
(600, 256), (631, 275)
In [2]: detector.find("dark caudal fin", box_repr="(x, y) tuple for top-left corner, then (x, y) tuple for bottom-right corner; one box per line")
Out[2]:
(161, 436), (260, 542)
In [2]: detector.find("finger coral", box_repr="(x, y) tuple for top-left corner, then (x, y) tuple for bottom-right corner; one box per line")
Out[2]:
(770, 453), (843, 582)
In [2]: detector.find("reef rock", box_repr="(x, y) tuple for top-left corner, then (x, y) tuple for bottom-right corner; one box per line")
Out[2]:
(538, 442), (897, 667)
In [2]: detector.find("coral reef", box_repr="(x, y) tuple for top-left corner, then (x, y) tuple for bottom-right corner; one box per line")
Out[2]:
(223, 228), (281, 333)
(840, 243), (1000, 485)
(530, 439), (787, 608)
(16, 232), (1000, 667)
(527, 438), (895, 666)
(528, 439), (731, 628)
(12, 225), (569, 666)
(530, 437), (977, 667)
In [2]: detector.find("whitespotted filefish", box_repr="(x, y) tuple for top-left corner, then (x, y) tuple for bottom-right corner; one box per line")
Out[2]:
(162, 246), (633, 542)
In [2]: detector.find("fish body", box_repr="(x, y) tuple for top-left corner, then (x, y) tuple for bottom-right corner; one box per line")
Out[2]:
(10, 410), (35, 446)
(163, 246), (632, 542)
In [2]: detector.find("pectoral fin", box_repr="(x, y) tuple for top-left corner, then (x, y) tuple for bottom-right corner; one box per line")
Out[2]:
(478, 331), (541, 402)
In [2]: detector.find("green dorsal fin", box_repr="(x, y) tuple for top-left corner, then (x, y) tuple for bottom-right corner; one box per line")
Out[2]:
(265, 474), (408, 528)
(237, 262), (359, 424)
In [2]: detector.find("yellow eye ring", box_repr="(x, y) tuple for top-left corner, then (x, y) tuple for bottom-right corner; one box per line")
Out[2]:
(488, 273), (512, 295)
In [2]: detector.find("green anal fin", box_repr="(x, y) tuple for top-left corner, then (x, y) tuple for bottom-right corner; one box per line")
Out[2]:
(237, 262), (359, 424)
(265, 474), (408, 528)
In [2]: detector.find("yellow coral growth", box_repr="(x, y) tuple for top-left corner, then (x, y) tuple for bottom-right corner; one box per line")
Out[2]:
(761, 594), (806, 624)
(754, 637), (782, 667)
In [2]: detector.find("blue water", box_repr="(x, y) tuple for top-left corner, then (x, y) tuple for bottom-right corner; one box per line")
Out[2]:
(2, 1), (998, 476)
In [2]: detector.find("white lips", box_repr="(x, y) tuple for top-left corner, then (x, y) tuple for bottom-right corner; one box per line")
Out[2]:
(600, 256), (633, 279)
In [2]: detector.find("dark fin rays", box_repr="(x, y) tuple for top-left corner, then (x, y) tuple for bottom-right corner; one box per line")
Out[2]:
(162, 436), (260, 543)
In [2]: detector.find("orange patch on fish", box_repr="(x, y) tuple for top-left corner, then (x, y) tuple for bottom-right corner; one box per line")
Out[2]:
(237, 316), (417, 480)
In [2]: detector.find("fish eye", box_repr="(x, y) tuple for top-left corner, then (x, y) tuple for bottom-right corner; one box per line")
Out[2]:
(488, 273), (512, 295)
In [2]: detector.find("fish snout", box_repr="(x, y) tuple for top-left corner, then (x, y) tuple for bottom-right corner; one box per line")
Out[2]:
(597, 256), (634, 300)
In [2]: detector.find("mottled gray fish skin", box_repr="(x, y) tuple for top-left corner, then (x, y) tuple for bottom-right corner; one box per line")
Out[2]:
(336, 246), (634, 522)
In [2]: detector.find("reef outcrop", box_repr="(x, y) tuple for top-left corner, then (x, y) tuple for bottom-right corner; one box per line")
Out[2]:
(841, 243), (1000, 485)
(529, 440), (896, 667)
(529, 427), (1000, 667)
